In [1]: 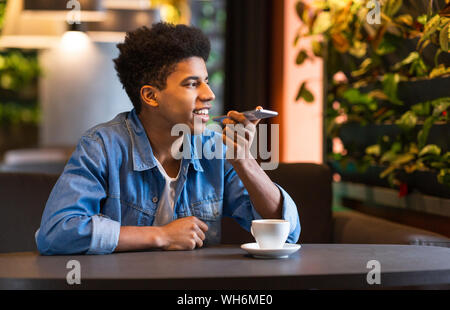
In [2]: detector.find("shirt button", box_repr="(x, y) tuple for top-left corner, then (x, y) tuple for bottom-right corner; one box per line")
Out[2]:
(152, 196), (158, 203)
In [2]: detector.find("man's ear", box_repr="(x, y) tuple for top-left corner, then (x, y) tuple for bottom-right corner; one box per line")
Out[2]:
(140, 85), (159, 107)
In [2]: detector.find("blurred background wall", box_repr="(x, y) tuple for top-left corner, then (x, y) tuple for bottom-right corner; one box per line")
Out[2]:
(39, 40), (132, 146)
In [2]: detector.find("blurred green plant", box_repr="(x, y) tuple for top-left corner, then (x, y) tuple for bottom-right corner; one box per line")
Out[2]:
(0, 51), (40, 92)
(0, 0), (6, 30)
(0, 1), (41, 128)
(0, 50), (41, 126)
(295, 0), (450, 190)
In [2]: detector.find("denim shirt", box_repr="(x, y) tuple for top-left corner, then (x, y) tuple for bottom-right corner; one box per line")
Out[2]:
(35, 109), (301, 255)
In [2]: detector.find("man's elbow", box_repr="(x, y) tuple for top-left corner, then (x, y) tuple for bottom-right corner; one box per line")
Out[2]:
(35, 229), (55, 255)
(35, 227), (88, 255)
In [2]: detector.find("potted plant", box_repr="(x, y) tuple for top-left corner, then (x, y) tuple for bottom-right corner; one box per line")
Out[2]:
(294, 0), (450, 197)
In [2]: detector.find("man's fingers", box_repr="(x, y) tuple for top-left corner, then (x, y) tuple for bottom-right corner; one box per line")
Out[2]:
(194, 217), (209, 232)
(227, 111), (250, 126)
(223, 125), (253, 146)
(195, 225), (206, 241)
(222, 118), (236, 125)
(194, 233), (203, 248)
(224, 125), (237, 141)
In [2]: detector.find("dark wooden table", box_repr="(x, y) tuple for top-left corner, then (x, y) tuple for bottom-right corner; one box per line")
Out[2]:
(1, 244), (450, 289)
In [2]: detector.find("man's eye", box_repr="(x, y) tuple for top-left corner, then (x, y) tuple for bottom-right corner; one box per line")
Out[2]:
(186, 82), (199, 87)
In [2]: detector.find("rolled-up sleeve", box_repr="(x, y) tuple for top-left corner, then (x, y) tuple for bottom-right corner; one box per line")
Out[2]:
(223, 160), (301, 244)
(86, 214), (121, 254)
(35, 135), (120, 255)
(276, 183), (301, 243)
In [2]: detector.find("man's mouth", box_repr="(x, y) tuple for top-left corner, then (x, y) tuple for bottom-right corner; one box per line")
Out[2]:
(193, 108), (210, 122)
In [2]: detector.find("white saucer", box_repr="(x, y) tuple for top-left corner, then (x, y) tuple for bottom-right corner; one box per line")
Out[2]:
(240, 243), (301, 259)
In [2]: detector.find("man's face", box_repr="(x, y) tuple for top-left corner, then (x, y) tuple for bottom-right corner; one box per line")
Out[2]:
(154, 56), (215, 134)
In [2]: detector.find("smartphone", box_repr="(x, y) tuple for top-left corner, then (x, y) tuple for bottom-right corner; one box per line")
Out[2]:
(212, 108), (278, 123)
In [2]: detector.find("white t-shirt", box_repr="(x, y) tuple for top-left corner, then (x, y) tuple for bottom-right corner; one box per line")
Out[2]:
(152, 158), (182, 226)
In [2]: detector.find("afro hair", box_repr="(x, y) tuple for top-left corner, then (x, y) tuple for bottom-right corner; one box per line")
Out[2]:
(113, 22), (211, 114)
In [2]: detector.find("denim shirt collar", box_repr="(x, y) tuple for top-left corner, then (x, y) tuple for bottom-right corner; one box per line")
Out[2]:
(125, 109), (204, 172)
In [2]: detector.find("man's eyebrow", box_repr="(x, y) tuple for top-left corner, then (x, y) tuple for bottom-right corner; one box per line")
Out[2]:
(180, 76), (209, 83)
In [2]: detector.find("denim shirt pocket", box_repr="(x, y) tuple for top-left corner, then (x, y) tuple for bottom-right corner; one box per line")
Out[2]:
(120, 198), (157, 226)
(190, 197), (223, 245)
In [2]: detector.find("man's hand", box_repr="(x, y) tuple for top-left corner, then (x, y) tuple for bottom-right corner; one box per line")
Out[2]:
(222, 106), (262, 162)
(158, 216), (209, 250)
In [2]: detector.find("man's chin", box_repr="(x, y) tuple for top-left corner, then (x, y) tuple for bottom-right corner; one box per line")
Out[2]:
(190, 123), (207, 135)
(191, 116), (208, 135)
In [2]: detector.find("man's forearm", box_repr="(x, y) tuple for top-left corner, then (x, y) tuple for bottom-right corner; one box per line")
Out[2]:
(114, 216), (208, 252)
(114, 226), (163, 252)
(229, 158), (282, 219)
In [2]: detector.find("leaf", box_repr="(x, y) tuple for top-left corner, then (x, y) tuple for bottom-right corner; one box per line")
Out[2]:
(392, 153), (415, 165)
(409, 56), (429, 77)
(404, 163), (418, 174)
(409, 143), (419, 155)
(351, 58), (372, 77)
(417, 14), (428, 25)
(437, 169), (450, 185)
(417, 116), (436, 149)
(395, 14), (413, 26)
(312, 40), (322, 57)
(331, 33), (350, 53)
(391, 142), (402, 153)
(432, 97), (450, 116)
(295, 82), (314, 103)
(293, 33), (300, 47)
(395, 111), (417, 131)
(376, 34), (398, 55)
(382, 73), (402, 105)
(296, 50), (308, 65)
(380, 165), (396, 178)
(439, 22), (449, 51)
(411, 102), (431, 116)
(366, 144), (381, 156)
(431, 162), (446, 169)
(342, 88), (373, 105)
(312, 11), (332, 34)
(419, 144), (441, 157)
(381, 150), (398, 163)
(296, 1), (305, 22)
(444, 152), (450, 161)
(429, 64), (450, 78)
(393, 51), (419, 70)
(385, 0), (403, 17)
(349, 40), (367, 58)
(420, 14), (440, 45)
(368, 90), (389, 101)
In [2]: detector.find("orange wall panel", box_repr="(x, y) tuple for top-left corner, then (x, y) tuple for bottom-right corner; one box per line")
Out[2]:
(274, 0), (323, 164)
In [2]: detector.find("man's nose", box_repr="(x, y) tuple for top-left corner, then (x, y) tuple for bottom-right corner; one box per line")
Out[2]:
(199, 82), (215, 102)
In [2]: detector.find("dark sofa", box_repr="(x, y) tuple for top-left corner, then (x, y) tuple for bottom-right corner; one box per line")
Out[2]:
(1, 163), (448, 253)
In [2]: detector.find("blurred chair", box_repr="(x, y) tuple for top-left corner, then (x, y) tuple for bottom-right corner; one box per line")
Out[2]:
(0, 148), (71, 174)
(0, 172), (59, 253)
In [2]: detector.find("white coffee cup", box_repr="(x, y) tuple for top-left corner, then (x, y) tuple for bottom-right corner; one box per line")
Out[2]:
(251, 219), (290, 249)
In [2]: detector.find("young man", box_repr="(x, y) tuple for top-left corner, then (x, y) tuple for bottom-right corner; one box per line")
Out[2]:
(35, 23), (300, 255)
